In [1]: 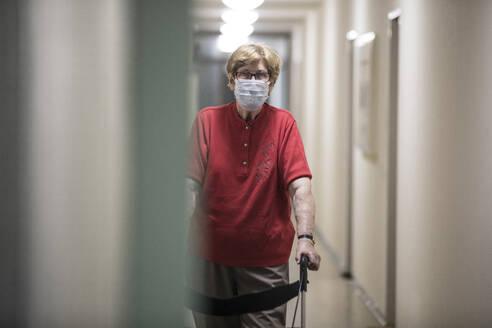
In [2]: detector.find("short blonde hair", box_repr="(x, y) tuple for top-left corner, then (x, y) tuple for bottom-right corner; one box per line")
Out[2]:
(226, 43), (282, 90)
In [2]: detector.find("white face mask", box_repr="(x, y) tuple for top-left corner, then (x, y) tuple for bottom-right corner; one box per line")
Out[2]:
(234, 79), (270, 111)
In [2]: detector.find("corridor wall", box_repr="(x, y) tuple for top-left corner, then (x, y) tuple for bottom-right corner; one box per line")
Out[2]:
(396, 0), (492, 326)
(316, 0), (398, 321)
(316, 0), (351, 273)
(348, 0), (397, 318)
(315, 0), (492, 326)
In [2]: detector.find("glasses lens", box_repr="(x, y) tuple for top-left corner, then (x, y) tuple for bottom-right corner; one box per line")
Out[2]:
(256, 72), (269, 81)
(237, 72), (250, 80)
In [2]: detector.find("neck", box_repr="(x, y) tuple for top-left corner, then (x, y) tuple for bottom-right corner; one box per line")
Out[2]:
(236, 103), (262, 121)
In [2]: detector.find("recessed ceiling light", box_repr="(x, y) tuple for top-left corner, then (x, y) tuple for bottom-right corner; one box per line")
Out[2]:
(222, 0), (264, 10)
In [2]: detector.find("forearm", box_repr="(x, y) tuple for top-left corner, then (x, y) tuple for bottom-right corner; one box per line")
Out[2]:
(289, 177), (315, 237)
(289, 177), (320, 269)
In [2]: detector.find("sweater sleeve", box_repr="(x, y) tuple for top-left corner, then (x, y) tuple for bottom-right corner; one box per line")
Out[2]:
(278, 119), (312, 189)
(187, 113), (208, 184)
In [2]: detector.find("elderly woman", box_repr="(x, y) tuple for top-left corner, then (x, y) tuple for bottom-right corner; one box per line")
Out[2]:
(187, 43), (320, 328)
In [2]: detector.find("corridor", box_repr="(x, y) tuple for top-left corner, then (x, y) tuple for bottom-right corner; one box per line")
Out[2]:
(287, 241), (382, 328)
(2, 0), (491, 327)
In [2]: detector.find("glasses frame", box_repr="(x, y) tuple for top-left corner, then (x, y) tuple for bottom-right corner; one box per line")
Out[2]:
(234, 70), (270, 82)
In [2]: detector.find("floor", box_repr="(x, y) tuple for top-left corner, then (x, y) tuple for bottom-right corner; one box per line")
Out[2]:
(185, 242), (382, 327)
(286, 243), (382, 328)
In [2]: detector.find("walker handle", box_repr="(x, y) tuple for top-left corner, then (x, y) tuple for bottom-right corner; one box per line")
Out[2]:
(299, 255), (309, 292)
(300, 254), (309, 270)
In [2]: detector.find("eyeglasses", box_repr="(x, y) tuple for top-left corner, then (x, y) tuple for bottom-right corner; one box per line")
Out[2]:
(235, 70), (270, 82)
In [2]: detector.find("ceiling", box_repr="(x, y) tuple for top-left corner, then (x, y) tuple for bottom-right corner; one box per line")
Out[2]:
(192, 0), (323, 33)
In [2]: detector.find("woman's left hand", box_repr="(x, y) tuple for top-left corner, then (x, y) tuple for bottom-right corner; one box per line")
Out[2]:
(295, 239), (321, 271)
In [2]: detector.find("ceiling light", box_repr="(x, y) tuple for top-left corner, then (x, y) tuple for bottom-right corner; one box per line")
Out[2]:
(346, 30), (358, 41)
(217, 34), (249, 53)
(354, 32), (375, 47)
(222, 0), (264, 10)
(220, 23), (254, 37)
(221, 10), (259, 25)
(387, 8), (402, 20)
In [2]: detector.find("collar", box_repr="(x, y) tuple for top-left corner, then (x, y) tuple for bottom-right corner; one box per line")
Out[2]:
(229, 101), (268, 128)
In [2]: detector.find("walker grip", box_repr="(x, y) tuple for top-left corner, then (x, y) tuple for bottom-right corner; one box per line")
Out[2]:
(300, 254), (309, 269)
(300, 255), (309, 292)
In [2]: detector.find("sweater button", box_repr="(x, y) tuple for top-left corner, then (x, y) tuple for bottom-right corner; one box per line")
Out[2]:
(244, 143), (248, 147)
(245, 126), (249, 130)
(242, 161), (247, 166)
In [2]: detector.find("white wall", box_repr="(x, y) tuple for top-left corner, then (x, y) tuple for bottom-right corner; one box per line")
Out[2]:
(317, 0), (398, 318)
(349, 0), (397, 316)
(319, 0), (492, 325)
(316, 0), (351, 270)
(396, 0), (492, 326)
(317, 0), (492, 325)
(299, 9), (322, 180)
(24, 1), (129, 326)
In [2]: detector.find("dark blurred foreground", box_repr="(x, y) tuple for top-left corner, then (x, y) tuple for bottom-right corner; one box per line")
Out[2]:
(1, 0), (190, 326)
